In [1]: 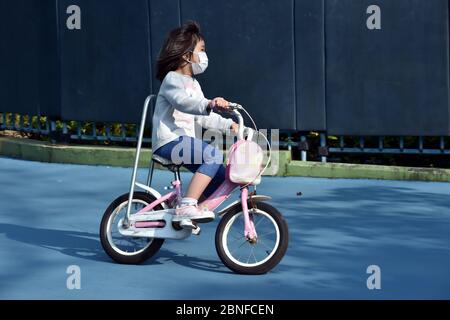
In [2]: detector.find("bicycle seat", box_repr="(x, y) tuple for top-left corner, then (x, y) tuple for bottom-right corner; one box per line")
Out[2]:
(151, 154), (183, 172)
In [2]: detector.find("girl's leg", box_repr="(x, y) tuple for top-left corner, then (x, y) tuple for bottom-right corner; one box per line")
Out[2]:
(156, 141), (212, 200)
(173, 136), (223, 201)
(185, 172), (212, 200)
(201, 165), (226, 199)
(153, 136), (223, 221)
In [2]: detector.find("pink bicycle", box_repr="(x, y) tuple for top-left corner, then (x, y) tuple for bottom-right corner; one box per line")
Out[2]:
(99, 95), (289, 274)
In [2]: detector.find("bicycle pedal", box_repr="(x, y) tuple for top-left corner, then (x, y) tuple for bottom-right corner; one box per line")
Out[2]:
(179, 219), (196, 230)
(192, 226), (201, 236)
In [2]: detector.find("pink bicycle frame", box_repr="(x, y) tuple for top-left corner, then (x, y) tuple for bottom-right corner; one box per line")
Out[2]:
(135, 174), (257, 239)
(129, 95), (257, 239)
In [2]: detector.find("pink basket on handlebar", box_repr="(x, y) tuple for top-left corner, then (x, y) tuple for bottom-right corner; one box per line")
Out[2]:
(226, 140), (264, 185)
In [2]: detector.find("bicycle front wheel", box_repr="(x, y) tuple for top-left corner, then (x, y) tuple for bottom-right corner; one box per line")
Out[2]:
(215, 202), (289, 274)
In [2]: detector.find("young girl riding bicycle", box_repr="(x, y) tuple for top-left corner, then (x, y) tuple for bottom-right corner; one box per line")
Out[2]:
(152, 21), (238, 224)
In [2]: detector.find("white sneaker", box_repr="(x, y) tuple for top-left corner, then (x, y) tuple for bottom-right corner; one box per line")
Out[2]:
(173, 204), (215, 223)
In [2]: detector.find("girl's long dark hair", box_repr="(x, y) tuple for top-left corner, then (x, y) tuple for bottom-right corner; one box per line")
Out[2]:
(156, 21), (204, 82)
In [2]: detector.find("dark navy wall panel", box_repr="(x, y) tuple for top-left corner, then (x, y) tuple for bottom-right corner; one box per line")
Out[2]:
(179, 0), (297, 130)
(1, 0), (449, 136)
(295, 0), (326, 131)
(326, 0), (450, 136)
(148, 0), (180, 95)
(59, 0), (152, 123)
(0, 0), (58, 117)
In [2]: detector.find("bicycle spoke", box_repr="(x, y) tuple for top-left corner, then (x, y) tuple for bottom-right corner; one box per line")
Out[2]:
(129, 239), (145, 246)
(251, 247), (258, 263)
(246, 246), (252, 264)
(231, 228), (243, 239)
(231, 239), (248, 256)
(258, 239), (274, 254)
(258, 231), (277, 239)
(106, 199), (157, 256)
(253, 214), (266, 228)
(229, 235), (246, 243)
(229, 218), (246, 239)
(236, 243), (249, 262)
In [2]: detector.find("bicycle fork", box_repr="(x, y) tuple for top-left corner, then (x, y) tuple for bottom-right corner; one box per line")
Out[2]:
(241, 187), (258, 242)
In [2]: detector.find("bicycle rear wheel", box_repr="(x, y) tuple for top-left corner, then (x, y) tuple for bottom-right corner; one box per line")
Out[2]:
(100, 192), (165, 264)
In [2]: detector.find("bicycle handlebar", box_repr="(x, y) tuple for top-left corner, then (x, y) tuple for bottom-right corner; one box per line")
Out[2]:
(226, 102), (272, 188)
(228, 102), (243, 110)
(213, 100), (272, 187)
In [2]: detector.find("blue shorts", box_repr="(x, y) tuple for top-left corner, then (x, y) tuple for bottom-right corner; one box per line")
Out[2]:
(153, 136), (226, 198)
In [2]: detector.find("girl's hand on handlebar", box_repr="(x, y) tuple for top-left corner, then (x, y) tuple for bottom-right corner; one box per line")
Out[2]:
(209, 97), (230, 111)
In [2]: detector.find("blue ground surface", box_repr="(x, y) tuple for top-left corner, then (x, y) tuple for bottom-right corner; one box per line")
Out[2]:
(0, 156), (449, 299)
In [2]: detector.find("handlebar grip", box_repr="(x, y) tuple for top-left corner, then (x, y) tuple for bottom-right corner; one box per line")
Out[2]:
(228, 102), (243, 110)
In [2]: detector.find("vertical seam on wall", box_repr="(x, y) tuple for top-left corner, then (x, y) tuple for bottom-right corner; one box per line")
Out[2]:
(54, 0), (62, 119)
(292, 0), (298, 131)
(147, 0), (154, 95)
(178, 0), (182, 26)
(447, 0), (450, 134)
(323, 0), (327, 132)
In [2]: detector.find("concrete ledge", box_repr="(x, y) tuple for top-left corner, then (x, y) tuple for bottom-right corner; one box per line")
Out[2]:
(0, 136), (285, 174)
(1, 136), (450, 182)
(0, 136), (150, 168)
(286, 160), (450, 182)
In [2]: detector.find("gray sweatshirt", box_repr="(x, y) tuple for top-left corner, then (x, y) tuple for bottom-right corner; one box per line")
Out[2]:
(151, 71), (234, 152)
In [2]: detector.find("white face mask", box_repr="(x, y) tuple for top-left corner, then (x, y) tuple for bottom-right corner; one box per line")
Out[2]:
(189, 51), (208, 75)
